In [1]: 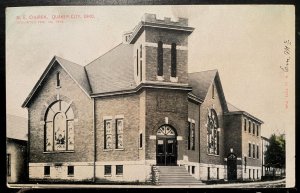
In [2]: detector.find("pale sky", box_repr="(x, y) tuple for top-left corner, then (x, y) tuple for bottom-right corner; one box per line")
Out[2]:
(6, 5), (294, 139)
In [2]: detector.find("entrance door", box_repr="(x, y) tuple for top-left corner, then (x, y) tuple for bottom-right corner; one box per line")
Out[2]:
(227, 153), (237, 181)
(156, 125), (177, 166)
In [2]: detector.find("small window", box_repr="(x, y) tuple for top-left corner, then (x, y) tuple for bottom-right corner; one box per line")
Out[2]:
(257, 125), (259, 136)
(253, 169), (255, 179)
(188, 166), (190, 173)
(257, 145), (259, 159)
(257, 169), (259, 179)
(104, 165), (111, 175)
(253, 144), (256, 158)
(244, 119), (247, 131)
(68, 166), (74, 176)
(7, 154), (11, 176)
(207, 167), (210, 179)
(44, 166), (50, 176)
(192, 166), (195, 174)
(56, 72), (60, 87)
(253, 123), (255, 135)
(217, 168), (219, 179)
(116, 165), (123, 175)
(139, 133), (143, 148)
(140, 44), (142, 58)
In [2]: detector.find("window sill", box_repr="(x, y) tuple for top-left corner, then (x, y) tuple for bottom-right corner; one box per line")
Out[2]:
(43, 151), (74, 154)
(207, 153), (220, 157)
(103, 149), (113, 152)
(170, 76), (178, 83)
(56, 86), (61, 89)
(44, 175), (50, 178)
(104, 174), (112, 177)
(115, 148), (125, 151)
(156, 75), (164, 81)
(68, 175), (74, 177)
(116, 174), (123, 177)
(139, 148), (143, 150)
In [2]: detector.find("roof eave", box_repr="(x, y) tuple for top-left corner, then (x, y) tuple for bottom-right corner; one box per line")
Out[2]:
(224, 111), (264, 124)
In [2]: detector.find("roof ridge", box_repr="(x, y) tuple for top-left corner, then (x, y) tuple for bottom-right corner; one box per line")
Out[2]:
(54, 55), (84, 67)
(188, 69), (218, 74)
(85, 43), (123, 67)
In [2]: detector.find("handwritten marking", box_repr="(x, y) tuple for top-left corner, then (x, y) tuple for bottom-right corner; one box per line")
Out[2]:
(281, 40), (291, 110)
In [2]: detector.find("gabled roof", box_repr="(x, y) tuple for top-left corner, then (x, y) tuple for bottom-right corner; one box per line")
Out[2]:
(85, 43), (136, 94)
(22, 56), (91, 107)
(6, 114), (28, 141)
(188, 69), (228, 112)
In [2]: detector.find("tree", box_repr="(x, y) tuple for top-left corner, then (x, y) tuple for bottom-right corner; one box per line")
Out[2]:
(264, 134), (285, 176)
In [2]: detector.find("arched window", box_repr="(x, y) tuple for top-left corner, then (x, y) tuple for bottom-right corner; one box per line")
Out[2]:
(206, 109), (219, 155)
(45, 100), (74, 152)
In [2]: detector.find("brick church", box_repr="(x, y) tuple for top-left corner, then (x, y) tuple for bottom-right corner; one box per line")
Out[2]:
(22, 13), (263, 183)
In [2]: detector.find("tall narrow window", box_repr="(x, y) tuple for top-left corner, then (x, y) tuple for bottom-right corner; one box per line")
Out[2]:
(249, 169), (251, 179)
(7, 154), (11, 176)
(217, 168), (219, 179)
(56, 72), (60, 87)
(212, 84), (215, 99)
(248, 121), (251, 133)
(208, 167), (210, 180)
(188, 121), (191, 150)
(140, 60), (142, 82)
(216, 130), (220, 155)
(191, 122), (195, 150)
(171, 43), (177, 77)
(140, 44), (142, 58)
(253, 144), (256, 158)
(139, 133), (143, 148)
(248, 143), (251, 157)
(104, 120), (112, 149)
(136, 50), (139, 76)
(116, 119), (124, 149)
(253, 123), (255, 135)
(157, 41), (163, 76)
(207, 109), (219, 154)
(257, 145), (259, 159)
(244, 119), (247, 131)
(257, 125), (259, 136)
(192, 166), (195, 174)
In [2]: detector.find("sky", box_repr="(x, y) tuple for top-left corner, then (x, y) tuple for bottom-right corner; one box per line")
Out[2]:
(6, 5), (294, 139)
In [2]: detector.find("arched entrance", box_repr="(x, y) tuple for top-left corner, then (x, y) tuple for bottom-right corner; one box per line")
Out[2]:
(227, 153), (237, 181)
(156, 125), (177, 166)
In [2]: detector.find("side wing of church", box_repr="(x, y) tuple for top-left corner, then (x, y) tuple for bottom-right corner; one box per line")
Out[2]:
(22, 13), (263, 184)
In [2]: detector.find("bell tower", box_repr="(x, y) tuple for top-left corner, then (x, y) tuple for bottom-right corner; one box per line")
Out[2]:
(124, 13), (194, 86)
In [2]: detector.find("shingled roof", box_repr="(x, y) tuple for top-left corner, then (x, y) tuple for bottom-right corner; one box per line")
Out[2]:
(85, 43), (136, 94)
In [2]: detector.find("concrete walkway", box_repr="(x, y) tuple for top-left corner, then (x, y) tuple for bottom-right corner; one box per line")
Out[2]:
(8, 178), (286, 189)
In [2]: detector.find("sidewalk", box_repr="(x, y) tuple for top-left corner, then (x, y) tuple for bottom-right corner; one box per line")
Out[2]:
(8, 178), (286, 189)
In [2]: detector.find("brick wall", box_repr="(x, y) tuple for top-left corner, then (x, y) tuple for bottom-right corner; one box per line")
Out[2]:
(95, 94), (141, 162)
(28, 63), (94, 163)
(144, 88), (189, 161)
(224, 114), (242, 157)
(199, 80), (225, 165)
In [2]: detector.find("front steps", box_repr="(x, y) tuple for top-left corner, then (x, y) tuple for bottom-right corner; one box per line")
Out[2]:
(155, 166), (203, 186)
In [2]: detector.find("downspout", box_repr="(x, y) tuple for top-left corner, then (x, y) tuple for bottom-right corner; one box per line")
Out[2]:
(93, 98), (96, 182)
(198, 104), (201, 164)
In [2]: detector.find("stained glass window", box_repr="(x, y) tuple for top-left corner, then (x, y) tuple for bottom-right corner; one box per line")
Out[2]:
(157, 125), (175, 136)
(116, 119), (124, 149)
(44, 100), (74, 152)
(104, 120), (112, 149)
(188, 121), (195, 150)
(206, 109), (219, 155)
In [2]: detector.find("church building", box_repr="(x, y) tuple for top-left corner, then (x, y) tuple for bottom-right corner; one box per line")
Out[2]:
(22, 13), (263, 183)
